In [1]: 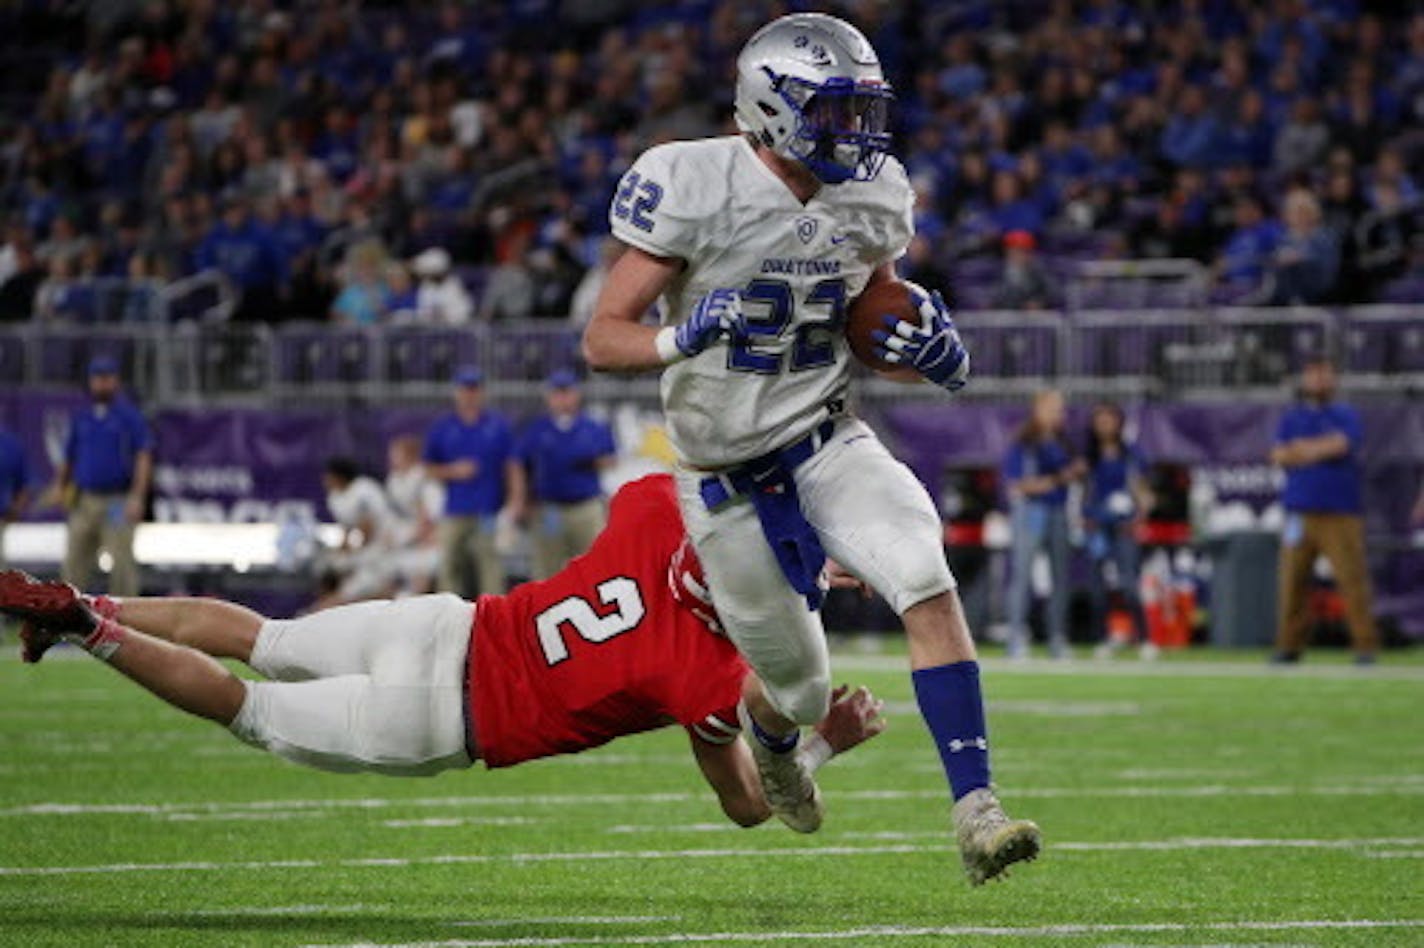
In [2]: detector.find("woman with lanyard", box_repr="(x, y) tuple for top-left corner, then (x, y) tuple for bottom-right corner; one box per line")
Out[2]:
(1081, 403), (1155, 659)
(1003, 389), (1080, 660)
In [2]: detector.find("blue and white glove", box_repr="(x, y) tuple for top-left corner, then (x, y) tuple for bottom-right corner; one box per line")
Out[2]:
(871, 288), (970, 391)
(668, 288), (744, 360)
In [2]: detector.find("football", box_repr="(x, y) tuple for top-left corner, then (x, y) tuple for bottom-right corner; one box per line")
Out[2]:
(846, 278), (928, 379)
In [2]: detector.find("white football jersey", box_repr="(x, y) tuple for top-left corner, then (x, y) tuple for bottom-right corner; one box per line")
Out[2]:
(610, 135), (913, 468)
(327, 476), (397, 547)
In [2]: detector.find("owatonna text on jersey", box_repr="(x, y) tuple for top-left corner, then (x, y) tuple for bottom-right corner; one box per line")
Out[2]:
(609, 135), (911, 468)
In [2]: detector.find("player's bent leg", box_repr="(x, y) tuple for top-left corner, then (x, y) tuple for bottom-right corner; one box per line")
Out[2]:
(106, 628), (249, 724)
(675, 469), (826, 832)
(104, 596), (265, 661)
(797, 425), (1040, 882)
(675, 469), (830, 727)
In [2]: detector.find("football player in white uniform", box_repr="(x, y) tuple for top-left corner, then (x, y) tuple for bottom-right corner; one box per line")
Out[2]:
(583, 13), (1040, 884)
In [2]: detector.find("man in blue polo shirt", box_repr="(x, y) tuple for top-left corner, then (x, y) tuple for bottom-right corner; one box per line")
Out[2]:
(59, 357), (152, 596)
(423, 366), (526, 597)
(516, 370), (618, 579)
(0, 424), (32, 569)
(1269, 357), (1377, 665)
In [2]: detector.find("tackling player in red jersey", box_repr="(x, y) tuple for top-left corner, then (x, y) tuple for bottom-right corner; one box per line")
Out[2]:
(0, 475), (883, 828)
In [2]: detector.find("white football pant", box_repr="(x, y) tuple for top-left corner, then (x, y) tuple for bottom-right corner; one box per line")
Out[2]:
(228, 594), (474, 776)
(676, 418), (955, 725)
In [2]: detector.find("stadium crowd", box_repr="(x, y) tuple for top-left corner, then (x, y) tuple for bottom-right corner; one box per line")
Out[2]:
(1, 0), (1423, 326)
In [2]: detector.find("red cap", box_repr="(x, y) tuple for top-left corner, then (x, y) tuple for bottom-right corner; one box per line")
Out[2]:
(1003, 230), (1036, 251)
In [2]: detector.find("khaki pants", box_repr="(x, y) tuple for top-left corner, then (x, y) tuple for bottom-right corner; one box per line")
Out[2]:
(63, 491), (139, 596)
(1276, 512), (1378, 657)
(437, 515), (504, 598)
(532, 497), (608, 580)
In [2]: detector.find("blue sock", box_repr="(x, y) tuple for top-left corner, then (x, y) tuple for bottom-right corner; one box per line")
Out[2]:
(913, 661), (991, 801)
(746, 711), (799, 754)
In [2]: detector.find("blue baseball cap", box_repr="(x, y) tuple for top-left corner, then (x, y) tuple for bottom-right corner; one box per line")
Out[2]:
(88, 355), (119, 377)
(453, 365), (484, 387)
(545, 369), (579, 390)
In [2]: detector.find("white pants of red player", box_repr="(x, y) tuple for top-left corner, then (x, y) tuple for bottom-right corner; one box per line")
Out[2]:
(675, 417), (955, 726)
(228, 594), (474, 775)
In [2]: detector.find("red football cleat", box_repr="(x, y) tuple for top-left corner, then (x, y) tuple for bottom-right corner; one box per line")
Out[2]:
(0, 571), (98, 663)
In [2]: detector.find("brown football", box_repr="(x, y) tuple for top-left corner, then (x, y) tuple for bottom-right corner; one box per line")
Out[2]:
(846, 278), (926, 379)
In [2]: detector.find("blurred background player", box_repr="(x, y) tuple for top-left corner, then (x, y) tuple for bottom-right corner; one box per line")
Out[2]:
(423, 366), (526, 598)
(516, 369), (617, 579)
(1270, 357), (1377, 665)
(1082, 402), (1153, 659)
(383, 434), (442, 596)
(0, 422), (31, 570)
(1003, 389), (1077, 660)
(57, 356), (151, 597)
(0, 475), (885, 831)
(314, 457), (397, 609)
(582, 13), (1037, 884)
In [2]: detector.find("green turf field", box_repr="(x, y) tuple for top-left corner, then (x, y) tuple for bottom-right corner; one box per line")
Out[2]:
(2, 643), (1421, 947)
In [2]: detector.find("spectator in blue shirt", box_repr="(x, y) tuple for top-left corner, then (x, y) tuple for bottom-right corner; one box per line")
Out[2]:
(0, 425), (33, 569)
(1160, 86), (1221, 169)
(423, 367), (527, 597)
(194, 201), (285, 322)
(1004, 389), (1080, 660)
(1268, 189), (1340, 305)
(1269, 358), (1377, 665)
(1217, 196), (1283, 298)
(58, 356), (152, 596)
(1081, 403), (1153, 659)
(516, 370), (617, 580)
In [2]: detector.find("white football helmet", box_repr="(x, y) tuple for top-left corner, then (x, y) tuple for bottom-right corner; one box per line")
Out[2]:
(734, 12), (894, 185)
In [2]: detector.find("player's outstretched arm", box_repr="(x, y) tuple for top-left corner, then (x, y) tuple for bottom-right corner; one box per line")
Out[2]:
(582, 245), (685, 372)
(689, 685), (886, 828)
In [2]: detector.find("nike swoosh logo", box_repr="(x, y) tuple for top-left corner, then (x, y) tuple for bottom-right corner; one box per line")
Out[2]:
(830, 236), (848, 245)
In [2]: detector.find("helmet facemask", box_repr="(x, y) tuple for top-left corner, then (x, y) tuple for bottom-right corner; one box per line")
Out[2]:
(772, 72), (893, 184)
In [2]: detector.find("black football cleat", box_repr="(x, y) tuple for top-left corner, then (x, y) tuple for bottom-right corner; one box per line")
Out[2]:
(18, 621), (69, 664)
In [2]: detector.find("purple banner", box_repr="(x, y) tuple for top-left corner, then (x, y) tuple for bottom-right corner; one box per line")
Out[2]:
(5, 390), (1422, 535)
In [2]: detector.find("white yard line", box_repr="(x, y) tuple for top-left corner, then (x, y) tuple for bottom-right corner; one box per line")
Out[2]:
(302, 919), (1424, 948)
(3, 781), (1420, 821)
(382, 817), (539, 829)
(450, 918), (680, 928)
(3, 837), (1421, 878)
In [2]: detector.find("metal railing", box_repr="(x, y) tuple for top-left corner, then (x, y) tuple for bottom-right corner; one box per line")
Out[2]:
(5, 305), (1423, 406)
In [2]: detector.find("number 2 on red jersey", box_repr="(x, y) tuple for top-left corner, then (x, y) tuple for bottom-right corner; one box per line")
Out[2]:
(534, 576), (645, 666)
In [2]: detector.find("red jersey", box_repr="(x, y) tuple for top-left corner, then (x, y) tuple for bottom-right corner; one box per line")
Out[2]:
(467, 474), (747, 768)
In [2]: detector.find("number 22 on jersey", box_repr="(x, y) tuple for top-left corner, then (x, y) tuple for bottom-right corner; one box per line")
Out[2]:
(535, 577), (646, 666)
(730, 278), (847, 375)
